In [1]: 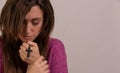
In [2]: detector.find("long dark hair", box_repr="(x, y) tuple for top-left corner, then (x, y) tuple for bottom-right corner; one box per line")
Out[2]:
(0, 0), (54, 73)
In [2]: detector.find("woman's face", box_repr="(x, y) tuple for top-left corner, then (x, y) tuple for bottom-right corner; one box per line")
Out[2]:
(19, 5), (43, 42)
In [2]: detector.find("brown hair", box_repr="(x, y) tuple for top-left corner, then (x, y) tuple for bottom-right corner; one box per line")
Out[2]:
(0, 0), (54, 73)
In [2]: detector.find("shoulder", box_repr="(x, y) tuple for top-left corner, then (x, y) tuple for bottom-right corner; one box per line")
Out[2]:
(48, 38), (64, 48)
(48, 38), (66, 55)
(48, 37), (67, 61)
(48, 38), (68, 73)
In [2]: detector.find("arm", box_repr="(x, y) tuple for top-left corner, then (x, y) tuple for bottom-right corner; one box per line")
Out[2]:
(48, 38), (68, 73)
(0, 39), (3, 73)
(26, 56), (49, 73)
(0, 50), (3, 73)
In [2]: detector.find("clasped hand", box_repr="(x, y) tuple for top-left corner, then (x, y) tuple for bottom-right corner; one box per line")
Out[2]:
(19, 41), (50, 73)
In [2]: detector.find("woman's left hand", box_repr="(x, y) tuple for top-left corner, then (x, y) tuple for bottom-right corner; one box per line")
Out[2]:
(26, 56), (50, 73)
(19, 41), (41, 64)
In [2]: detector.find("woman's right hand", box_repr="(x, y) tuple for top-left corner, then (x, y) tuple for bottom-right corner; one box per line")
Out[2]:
(26, 56), (50, 73)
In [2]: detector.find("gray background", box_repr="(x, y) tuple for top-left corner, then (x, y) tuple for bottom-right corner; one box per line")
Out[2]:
(1, 0), (120, 73)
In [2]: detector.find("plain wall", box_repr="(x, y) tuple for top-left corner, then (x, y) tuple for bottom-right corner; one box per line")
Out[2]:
(51, 0), (120, 73)
(1, 0), (120, 73)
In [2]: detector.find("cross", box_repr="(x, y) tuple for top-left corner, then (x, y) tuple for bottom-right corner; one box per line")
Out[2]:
(26, 46), (32, 58)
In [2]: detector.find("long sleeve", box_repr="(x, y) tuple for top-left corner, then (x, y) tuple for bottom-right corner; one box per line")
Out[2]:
(0, 48), (2, 73)
(0, 39), (3, 73)
(48, 38), (68, 73)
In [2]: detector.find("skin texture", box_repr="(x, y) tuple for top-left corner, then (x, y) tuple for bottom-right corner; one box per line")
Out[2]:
(19, 6), (49, 73)
(18, 6), (43, 42)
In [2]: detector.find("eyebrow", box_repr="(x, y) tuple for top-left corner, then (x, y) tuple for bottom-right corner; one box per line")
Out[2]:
(31, 18), (41, 21)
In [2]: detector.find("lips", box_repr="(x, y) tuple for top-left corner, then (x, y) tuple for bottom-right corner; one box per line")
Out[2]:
(23, 36), (33, 41)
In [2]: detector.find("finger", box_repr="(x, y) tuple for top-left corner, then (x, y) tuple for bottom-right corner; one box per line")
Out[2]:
(44, 69), (50, 73)
(19, 49), (33, 64)
(22, 42), (33, 55)
(19, 49), (26, 60)
(40, 64), (49, 72)
(20, 45), (27, 55)
(20, 44), (36, 63)
(25, 58), (33, 64)
(19, 47), (32, 60)
(27, 41), (40, 56)
(27, 41), (38, 47)
(39, 60), (47, 68)
(34, 56), (45, 64)
(22, 42), (29, 49)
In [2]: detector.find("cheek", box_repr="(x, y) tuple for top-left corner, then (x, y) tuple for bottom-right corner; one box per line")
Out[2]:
(34, 25), (42, 34)
(33, 21), (43, 34)
(36, 23), (43, 31)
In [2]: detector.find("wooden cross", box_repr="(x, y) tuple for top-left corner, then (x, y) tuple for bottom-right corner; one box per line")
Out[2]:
(26, 46), (32, 58)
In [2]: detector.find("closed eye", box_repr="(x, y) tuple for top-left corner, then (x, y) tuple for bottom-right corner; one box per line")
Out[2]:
(31, 18), (41, 25)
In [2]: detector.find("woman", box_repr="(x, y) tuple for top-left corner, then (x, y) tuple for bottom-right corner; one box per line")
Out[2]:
(0, 0), (68, 73)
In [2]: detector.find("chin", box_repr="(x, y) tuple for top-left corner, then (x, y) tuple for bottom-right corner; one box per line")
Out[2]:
(21, 39), (34, 42)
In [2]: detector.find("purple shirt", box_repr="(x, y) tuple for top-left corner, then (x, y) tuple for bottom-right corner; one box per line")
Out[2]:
(0, 38), (68, 73)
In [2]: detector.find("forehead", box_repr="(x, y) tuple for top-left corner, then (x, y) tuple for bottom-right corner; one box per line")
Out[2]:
(25, 5), (43, 20)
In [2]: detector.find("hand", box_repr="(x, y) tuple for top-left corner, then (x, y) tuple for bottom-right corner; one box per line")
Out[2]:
(26, 56), (50, 73)
(19, 41), (41, 64)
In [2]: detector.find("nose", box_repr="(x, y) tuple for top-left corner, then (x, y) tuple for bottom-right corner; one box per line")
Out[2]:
(25, 22), (32, 34)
